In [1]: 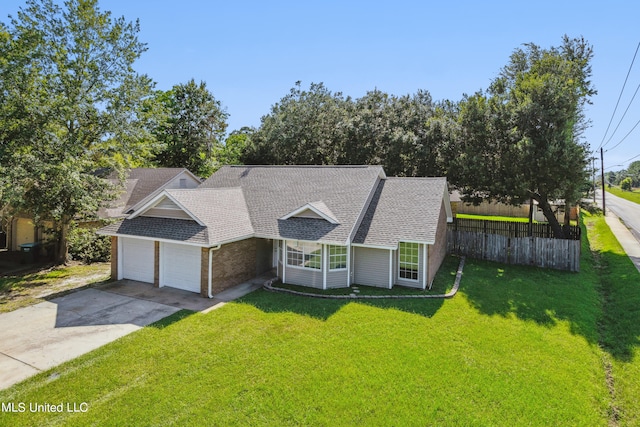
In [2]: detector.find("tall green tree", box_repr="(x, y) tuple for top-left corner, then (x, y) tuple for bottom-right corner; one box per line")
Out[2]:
(0, 0), (153, 263)
(152, 79), (228, 177)
(626, 160), (640, 187)
(219, 127), (253, 166)
(449, 36), (595, 238)
(242, 81), (445, 177)
(242, 81), (349, 165)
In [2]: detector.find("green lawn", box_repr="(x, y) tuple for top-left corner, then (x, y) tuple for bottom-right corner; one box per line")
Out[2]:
(606, 185), (640, 205)
(0, 214), (639, 425)
(456, 213), (534, 222)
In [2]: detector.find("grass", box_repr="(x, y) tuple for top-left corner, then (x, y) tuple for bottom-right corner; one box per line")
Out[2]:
(456, 213), (534, 222)
(457, 212), (578, 226)
(0, 263), (110, 313)
(606, 185), (640, 205)
(0, 213), (639, 425)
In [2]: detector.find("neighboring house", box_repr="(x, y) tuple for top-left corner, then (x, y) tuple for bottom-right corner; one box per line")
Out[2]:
(99, 168), (201, 220)
(98, 165), (453, 297)
(1, 168), (200, 252)
(450, 190), (578, 222)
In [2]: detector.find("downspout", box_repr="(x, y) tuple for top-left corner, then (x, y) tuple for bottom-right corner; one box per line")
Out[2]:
(208, 244), (222, 298)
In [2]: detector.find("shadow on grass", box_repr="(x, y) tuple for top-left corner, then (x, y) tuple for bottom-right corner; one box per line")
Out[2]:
(147, 309), (195, 329)
(237, 257), (460, 320)
(460, 216), (640, 362)
(239, 289), (445, 320)
(459, 259), (599, 342)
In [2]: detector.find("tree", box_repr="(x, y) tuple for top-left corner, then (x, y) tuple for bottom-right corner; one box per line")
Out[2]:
(243, 81), (445, 177)
(242, 81), (349, 165)
(621, 177), (633, 191)
(0, 0), (153, 263)
(219, 127), (253, 166)
(449, 36), (595, 238)
(152, 79), (228, 177)
(627, 160), (640, 187)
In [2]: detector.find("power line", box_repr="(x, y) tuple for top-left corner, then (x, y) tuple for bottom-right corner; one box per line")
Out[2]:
(605, 116), (640, 152)
(623, 152), (640, 163)
(598, 41), (640, 151)
(603, 82), (640, 146)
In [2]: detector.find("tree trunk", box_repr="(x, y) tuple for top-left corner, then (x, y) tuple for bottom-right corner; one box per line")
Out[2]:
(564, 202), (571, 227)
(534, 196), (566, 239)
(54, 218), (70, 265)
(528, 198), (534, 237)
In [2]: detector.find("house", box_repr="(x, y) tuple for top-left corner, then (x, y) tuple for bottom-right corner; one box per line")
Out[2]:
(98, 165), (453, 296)
(1, 168), (201, 252)
(450, 190), (578, 222)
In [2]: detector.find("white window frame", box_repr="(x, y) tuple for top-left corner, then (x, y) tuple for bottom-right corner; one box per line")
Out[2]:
(398, 242), (419, 281)
(328, 245), (348, 271)
(286, 242), (322, 271)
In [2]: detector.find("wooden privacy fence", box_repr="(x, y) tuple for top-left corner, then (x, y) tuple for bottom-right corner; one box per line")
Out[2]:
(447, 218), (581, 272)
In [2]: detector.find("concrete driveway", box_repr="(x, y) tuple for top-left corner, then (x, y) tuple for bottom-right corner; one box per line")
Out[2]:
(0, 274), (271, 390)
(0, 288), (180, 390)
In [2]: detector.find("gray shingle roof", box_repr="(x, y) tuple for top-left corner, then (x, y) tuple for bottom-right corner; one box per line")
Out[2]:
(200, 165), (385, 244)
(99, 217), (208, 245)
(353, 177), (448, 248)
(99, 168), (195, 218)
(99, 166), (450, 249)
(166, 188), (254, 244)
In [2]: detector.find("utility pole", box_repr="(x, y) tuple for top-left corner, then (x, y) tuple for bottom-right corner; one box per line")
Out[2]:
(592, 156), (596, 203)
(600, 148), (606, 213)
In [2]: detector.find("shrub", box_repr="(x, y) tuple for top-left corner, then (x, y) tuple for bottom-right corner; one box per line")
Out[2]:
(68, 226), (111, 263)
(621, 177), (633, 191)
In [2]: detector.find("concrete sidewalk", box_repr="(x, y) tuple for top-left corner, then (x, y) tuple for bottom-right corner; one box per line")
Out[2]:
(604, 209), (640, 273)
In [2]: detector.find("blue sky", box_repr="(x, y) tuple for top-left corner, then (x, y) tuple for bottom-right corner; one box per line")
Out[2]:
(2, 0), (639, 171)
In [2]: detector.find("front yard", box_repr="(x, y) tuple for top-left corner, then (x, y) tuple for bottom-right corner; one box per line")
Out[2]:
(0, 213), (639, 425)
(0, 262), (110, 313)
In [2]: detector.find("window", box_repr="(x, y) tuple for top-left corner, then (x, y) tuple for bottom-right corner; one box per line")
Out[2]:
(399, 242), (419, 281)
(286, 242), (322, 270)
(179, 178), (187, 188)
(328, 245), (347, 270)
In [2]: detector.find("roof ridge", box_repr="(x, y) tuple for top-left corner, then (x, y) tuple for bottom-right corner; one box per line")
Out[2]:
(227, 165), (378, 169)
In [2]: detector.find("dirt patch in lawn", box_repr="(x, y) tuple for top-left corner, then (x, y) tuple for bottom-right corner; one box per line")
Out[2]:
(0, 262), (111, 313)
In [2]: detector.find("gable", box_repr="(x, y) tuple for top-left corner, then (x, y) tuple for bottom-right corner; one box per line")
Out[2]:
(100, 168), (201, 218)
(281, 201), (340, 224)
(139, 195), (195, 221)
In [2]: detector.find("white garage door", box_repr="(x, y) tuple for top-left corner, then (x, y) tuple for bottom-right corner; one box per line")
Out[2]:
(121, 237), (155, 283)
(160, 242), (201, 293)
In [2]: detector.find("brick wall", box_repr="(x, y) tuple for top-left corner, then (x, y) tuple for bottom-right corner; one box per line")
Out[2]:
(200, 248), (209, 297)
(206, 238), (268, 295)
(428, 200), (449, 285)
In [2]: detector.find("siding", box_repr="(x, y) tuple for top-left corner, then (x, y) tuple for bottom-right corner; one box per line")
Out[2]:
(143, 208), (192, 220)
(285, 266), (323, 288)
(354, 246), (390, 288)
(326, 270), (348, 288)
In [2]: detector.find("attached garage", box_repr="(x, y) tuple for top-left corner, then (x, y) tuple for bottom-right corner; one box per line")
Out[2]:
(160, 242), (201, 293)
(120, 237), (154, 283)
